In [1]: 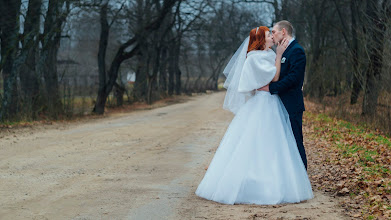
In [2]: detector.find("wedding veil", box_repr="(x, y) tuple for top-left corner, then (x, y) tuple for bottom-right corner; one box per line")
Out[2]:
(222, 37), (252, 114)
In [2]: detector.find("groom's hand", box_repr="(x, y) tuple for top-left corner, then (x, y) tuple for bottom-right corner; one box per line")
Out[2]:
(257, 84), (269, 92)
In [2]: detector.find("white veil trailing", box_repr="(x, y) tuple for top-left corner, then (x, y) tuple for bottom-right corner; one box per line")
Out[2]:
(222, 37), (251, 114)
(222, 34), (277, 114)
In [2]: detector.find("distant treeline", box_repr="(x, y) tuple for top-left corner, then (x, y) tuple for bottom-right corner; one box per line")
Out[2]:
(0, 0), (264, 121)
(1, 0), (391, 134)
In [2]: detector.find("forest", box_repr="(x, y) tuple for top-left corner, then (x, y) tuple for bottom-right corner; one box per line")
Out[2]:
(0, 0), (391, 134)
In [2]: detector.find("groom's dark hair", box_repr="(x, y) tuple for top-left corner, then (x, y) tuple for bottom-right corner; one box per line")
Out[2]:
(275, 20), (293, 36)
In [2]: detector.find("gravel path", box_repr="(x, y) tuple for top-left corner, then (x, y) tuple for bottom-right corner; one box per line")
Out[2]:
(0, 92), (349, 219)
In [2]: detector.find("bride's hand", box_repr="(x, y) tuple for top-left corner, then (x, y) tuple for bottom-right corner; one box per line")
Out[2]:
(276, 38), (289, 56)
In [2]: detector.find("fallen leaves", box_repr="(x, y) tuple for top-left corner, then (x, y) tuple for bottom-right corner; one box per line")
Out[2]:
(304, 106), (391, 219)
(337, 187), (350, 196)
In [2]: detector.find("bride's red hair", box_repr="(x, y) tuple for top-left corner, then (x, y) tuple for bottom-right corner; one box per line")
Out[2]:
(247, 26), (269, 53)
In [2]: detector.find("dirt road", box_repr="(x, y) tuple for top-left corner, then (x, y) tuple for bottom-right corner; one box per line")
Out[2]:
(0, 92), (349, 220)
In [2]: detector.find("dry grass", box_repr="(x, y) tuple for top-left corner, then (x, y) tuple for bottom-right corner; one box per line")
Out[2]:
(305, 99), (391, 219)
(307, 91), (391, 136)
(0, 93), (194, 130)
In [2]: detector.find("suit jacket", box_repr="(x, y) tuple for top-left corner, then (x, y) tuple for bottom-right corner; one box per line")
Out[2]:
(269, 40), (306, 114)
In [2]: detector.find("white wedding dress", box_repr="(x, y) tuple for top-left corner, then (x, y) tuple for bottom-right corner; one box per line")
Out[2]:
(195, 49), (313, 205)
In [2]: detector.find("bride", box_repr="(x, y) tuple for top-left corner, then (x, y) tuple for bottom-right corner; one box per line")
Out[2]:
(195, 26), (313, 205)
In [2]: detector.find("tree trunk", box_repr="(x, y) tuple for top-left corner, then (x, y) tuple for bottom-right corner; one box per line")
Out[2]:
(146, 77), (155, 105)
(147, 45), (161, 104)
(133, 48), (148, 101)
(0, 9), (2, 72)
(272, 0), (281, 23)
(350, 0), (362, 104)
(350, 69), (362, 104)
(94, 39), (140, 113)
(182, 49), (191, 93)
(174, 40), (181, 95)
(168, 39), (176, 96)
(194, 54), (205, 92)
(20, 0), (43, 119)
(0, 0), (21, 121)
(303, 0), (326, 100)
(175, 69), (181, 95)
(362, 0), (386, 116)
(159, 47), (168, 95)
(92, 0), (177, 114)
(114, 82), (125, 107)
(93, 2), (109, 114)
(40, 0), (68, 119)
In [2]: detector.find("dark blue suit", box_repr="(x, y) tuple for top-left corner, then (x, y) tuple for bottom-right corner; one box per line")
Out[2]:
(269, 39), (307, 169)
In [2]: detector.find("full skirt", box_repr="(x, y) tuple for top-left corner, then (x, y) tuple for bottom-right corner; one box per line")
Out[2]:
(195, 91), (313, 205)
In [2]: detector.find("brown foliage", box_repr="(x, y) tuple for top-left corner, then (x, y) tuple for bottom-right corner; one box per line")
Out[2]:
(305, 99), (391, 219)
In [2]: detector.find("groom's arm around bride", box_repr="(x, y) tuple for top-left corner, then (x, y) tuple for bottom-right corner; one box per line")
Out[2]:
(259, 20), (308, 170)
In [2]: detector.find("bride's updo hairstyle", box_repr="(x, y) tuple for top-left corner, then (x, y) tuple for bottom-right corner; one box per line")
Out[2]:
(247, 26), (269, 54)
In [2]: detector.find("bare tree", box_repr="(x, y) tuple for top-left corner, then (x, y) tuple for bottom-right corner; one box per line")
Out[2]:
(93, 0), (179, 114)
(40, 0), (72, 119)
(19, 0), (43, 119)
(362, 0), (390, 116)
(0, 0), (22, 121)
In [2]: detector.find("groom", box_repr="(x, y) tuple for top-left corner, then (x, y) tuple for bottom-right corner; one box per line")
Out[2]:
(258, 20), (308, 170)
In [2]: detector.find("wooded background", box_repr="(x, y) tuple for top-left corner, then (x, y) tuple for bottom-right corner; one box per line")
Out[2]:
(0, 0), (391, 133)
